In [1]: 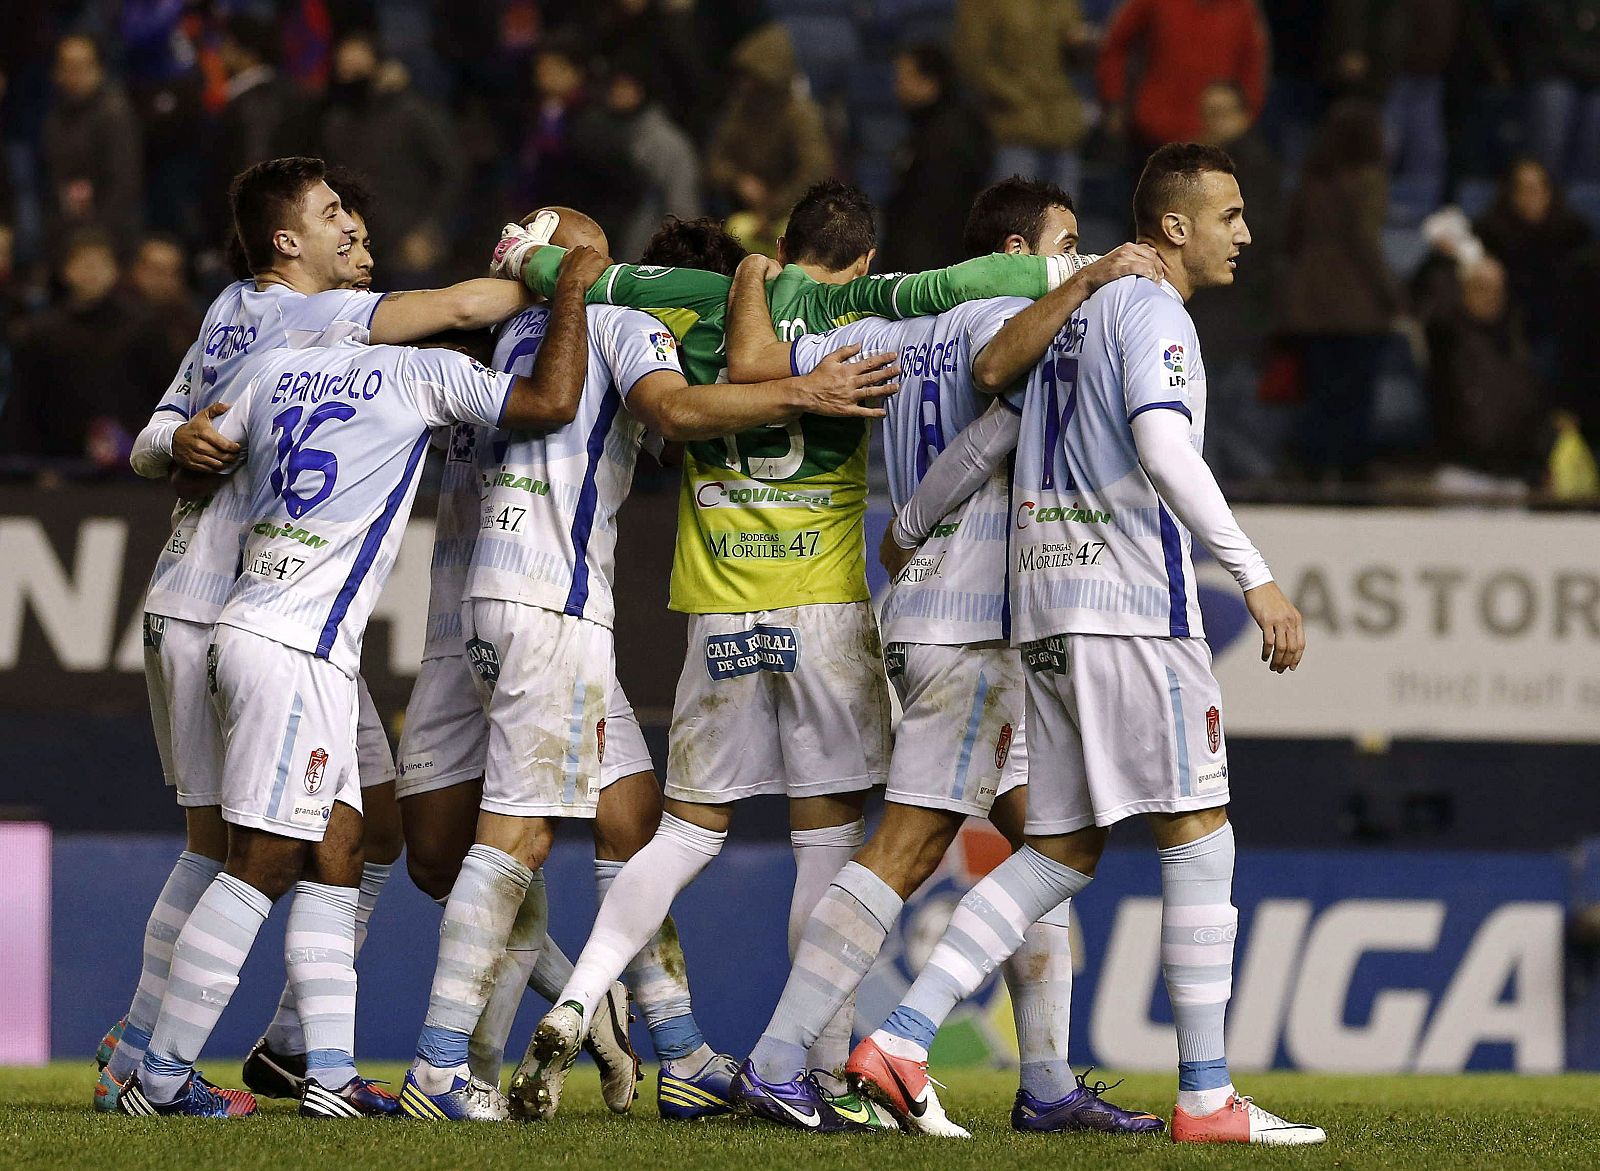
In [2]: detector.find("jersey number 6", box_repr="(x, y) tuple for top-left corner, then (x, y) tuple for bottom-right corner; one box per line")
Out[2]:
(270, 402), (356, 518)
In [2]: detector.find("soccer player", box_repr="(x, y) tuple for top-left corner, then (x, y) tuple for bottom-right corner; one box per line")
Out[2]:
(115, 244), (603, 1118)
(98, 155), (536, 1115)
(490, 183), (1115, 1117)
(399, 230), (899, 1123)
(393, 211), (750, 1120)
(724, 198), (1168, 1134)
(842, 144), (1324, 1145)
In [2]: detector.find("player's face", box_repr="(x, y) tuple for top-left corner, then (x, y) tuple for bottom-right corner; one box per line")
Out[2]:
(1032, 205), (1080, 256)
(347, 213), (374, 290)
(297, 180), (360, 289)
(1186, 171), (1250, 289)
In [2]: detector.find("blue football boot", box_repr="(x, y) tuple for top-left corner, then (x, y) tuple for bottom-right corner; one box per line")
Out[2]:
(398, 1068), (509, 1121)
(117, 1071), (258, 1117)
(733, 1061), (885, 1133)
(658, 1051), (739, 1121)
(1012, 1070), (1166, 1134)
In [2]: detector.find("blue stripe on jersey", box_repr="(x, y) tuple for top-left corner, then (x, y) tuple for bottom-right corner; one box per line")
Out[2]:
(998, 396), (1023, 415)
(561, 386), (623, 617)
(363, 292), (388, 330)
(950, 669), (990, 803)
(789, 342), (801, 378)
(1128, 400), (1193, 423)
(316, 429), (431, 659)
(1157, 503), (1190, 637)
(155, 403), (189, 418)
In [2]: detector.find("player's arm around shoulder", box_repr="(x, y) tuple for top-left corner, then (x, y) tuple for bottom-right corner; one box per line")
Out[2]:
(725, 254), (792, 383)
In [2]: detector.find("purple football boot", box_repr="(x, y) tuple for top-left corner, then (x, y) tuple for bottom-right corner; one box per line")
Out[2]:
(733, 1060), (871, 1133)
(1012, 1070), (1166, 1134)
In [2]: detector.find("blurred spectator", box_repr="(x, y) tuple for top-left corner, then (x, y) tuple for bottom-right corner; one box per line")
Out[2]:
(515, 35), (643, 244)
(1098, 0), (1268, 149)
(1475, 157), (1593, 380)
(1325, 1), (1502, 216)
(1525, 0), (1600, 183)
(1281, 100), (1399, 480)
(953, 0), (1087, 192)
(573, 0), (710, 137)
(879, 43), (992, 273)
(6, 231), (172, 468)
(119, 2), (206, 246)
(706, 24), (833, 248)
(219, 15), (313, 190)
(1553, 236), (1600, 445)
(0, 222), (18, 434)
(1191, 81), (1288, 480)
(1420, 255), (1546, 482)
(319, 32), (463, 283)
(42, 35), (143, 255)
(601, 57), (703, 263)
(126, 233), (201, 363)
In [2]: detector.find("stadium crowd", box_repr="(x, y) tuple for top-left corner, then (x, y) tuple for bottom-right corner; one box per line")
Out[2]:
(0, 0), (1598, 499)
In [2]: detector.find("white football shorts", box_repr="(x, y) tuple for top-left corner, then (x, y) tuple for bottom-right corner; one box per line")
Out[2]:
(885, 641), (1026, 819)
(665, 602), (890, 804)
(143, 612), (224, 808)
(464, 598), (611, 819)
(209, 624), (361, 842)
(1020, 633), (1229, 835)
(397, 648), (653, 802)
(355, 675), (396, 789)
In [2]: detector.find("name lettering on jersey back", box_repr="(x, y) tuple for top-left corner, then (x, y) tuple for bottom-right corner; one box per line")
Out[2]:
(205, 323), (257, 361)
(271, 367), (383, 405)
(1057, 316), (1087, 355)
(898, 337), (965, 380)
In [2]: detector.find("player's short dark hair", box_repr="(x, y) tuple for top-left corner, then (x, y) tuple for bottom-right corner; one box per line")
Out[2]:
(961, 176), (1075, 258)
(230, 156), (329, 274)
(638, 216), (747, 275)
(897, 41), (954, 91)
(324, 166), (374, 225)
(782, 180), (877, 271)
(1132, 142), (1236, 237)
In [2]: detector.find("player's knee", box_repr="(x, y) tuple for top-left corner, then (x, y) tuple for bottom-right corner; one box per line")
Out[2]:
(226, 836), (304, 901)
(405, 846), (461, 902)
(361, 821), (405, 866)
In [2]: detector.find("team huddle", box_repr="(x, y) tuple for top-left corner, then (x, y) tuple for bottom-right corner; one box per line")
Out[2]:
(91, 143), (1321, 1145)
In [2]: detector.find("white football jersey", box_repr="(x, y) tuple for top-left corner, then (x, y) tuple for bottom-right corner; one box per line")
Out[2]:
(1006, 276), (1208, 643)
(464, 304), (680, 627)
(421, 423), (485, 661)
(215, 338), (515, 675)
(791, 297), (1026, 645)
(142, 281), (384, 624)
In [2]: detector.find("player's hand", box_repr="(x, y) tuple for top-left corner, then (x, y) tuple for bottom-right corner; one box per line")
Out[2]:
(556, 244), (608, 290)
(1082, 243), (1165, 292)
(489, 218), (554, 280)
(879, 520), (917, 579)
(735, 252), (783, 283)
(172, 403), (241, 473)
(795, 344), (900, 418)
(1244, 581), (1305, 674)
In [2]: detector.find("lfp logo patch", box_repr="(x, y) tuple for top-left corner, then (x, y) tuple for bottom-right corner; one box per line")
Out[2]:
(1162, 341), (1186, 373)
(705, 625), (800, 680)
(648, 330), (677, 363)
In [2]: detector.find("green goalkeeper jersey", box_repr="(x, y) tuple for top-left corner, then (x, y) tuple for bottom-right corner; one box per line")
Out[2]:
(519, 250), (1053, 613)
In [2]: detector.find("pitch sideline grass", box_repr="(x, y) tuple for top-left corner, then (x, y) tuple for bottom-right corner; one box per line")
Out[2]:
(6, 1063), (1599, 1171)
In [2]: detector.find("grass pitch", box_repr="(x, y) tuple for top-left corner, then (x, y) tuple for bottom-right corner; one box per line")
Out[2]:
(6, 1062), (1599, 1171)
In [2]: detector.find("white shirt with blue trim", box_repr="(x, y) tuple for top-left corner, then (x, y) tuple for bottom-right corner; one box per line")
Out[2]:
(1006, 276), (1209, 642)
(791, 297), (1026, 646)
(464, 304), (681, 628)
(140, 281), (385, 626)
(214, 338), (514, 676)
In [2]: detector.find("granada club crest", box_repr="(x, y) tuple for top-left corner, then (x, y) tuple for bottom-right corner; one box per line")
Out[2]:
(995, 723), (1014, 770)
(1206, 706), (1221, 754)
(596, 718), (607, 763)
(304, 747), (330, 794)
